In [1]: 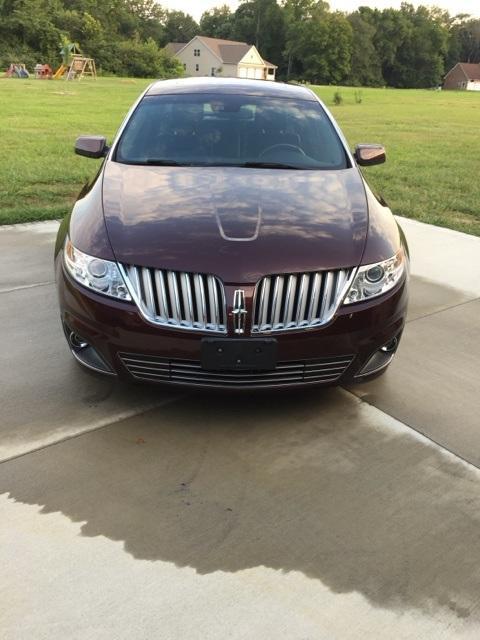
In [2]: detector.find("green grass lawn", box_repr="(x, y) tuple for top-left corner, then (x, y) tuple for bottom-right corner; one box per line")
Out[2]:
(1, 77), (479, 236)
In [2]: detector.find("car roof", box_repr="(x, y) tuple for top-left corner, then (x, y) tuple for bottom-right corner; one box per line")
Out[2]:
(145, 77), (317, 101)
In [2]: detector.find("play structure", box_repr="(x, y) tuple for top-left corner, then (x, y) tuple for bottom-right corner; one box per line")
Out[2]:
(34, 64), (53, 79)
(64, 54), (97, 80)
(54, 42), (97, 80)
(5, 63), (29, 78)
(4, 42), (97, 81)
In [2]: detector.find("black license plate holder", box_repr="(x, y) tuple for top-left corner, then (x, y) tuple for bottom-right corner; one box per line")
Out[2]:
(201, 338), (278, 371)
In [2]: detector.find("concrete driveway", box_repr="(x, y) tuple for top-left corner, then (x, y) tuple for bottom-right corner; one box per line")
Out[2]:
(0, 218), (479, 639)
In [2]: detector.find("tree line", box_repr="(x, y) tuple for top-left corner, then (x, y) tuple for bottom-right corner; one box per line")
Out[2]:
(1, 0), (479, 87)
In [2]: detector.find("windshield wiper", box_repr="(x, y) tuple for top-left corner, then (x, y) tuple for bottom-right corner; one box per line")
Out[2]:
(241, 161), (303, 170)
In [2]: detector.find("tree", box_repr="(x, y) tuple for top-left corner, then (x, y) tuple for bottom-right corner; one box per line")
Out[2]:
(233, 0), (285, 71)
(283, 1), (352, 84)
(200, 5), (235, 40)
(347, 12), (383, 86)
(163, 10), (199, 44)
(449, 17), (480, 63)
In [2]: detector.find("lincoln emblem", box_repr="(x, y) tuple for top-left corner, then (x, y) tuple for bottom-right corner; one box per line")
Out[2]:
(232, 289), (247, 334)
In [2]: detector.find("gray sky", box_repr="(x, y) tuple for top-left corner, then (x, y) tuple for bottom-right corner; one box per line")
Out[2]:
(160, 0), (480, 21)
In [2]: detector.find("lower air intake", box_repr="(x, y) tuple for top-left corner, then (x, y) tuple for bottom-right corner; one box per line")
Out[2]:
(119, 353), (354, 388)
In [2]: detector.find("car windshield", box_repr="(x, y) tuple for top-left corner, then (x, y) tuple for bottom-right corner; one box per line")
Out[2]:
(115, 93), (348, 170)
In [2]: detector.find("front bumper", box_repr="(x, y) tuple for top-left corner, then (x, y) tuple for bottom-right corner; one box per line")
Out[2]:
(56, 257), (408, 389)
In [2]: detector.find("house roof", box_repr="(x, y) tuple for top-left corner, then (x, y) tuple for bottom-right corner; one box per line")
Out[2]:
(196, 36), (249, 63)
(459, 63), (480, 80)
(217, 43), (252, 64)
(165, 42), (186, 55)
(449, 62), (480, 81)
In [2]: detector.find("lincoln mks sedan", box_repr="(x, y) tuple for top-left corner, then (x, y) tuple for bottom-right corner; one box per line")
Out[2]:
(55, 77), (409, 389)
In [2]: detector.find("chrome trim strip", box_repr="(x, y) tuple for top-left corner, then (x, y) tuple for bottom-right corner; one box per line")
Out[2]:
(119, 353), (354, 387)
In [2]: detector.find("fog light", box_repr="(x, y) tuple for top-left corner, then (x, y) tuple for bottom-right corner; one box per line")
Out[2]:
(355, 336), (400, 378)
(69, 331), (88, 350)
(380, 337), (398, 353)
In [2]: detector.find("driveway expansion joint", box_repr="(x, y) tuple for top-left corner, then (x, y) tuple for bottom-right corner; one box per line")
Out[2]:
(347, 388), (480, 473)
(0, 281), (55, 295)
(0, 394), (187, 467)
(406, 295), (480, 325)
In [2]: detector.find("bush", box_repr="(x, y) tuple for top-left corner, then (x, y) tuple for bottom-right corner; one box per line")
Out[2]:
(333, 90), (343, 105)
(111, 38), (183, 78)
(0, 47), (39, 74)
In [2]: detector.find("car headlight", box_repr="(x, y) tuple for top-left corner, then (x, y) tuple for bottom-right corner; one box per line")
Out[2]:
(64, 238), (131, 301)
(343, 249), (405, 305)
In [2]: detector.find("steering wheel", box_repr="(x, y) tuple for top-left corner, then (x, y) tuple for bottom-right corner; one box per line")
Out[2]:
(259, 143), (306, 157)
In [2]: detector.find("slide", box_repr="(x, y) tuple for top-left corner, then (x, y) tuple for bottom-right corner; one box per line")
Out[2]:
(53, 64), (67, 79)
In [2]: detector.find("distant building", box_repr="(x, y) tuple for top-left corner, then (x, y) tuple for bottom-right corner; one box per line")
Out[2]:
(165, 36), (277, 81)
(443, 62), (480, 91)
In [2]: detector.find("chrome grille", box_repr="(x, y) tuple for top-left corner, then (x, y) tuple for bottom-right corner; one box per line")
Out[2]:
(252, 269), (355, 333)
(120, 265), (227, 333)
(119, 353), (354, 387)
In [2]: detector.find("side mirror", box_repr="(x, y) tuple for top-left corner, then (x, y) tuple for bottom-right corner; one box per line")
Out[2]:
(354, 144), (386, 167)
(75, 135), (109, 159)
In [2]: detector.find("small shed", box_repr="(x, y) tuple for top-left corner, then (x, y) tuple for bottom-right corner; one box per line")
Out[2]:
(443, 62), (480, 91)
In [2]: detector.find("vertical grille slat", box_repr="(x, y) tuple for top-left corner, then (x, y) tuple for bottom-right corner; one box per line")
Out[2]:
(123, 265), (226, 333)
(167, 271), (181, 323)
(283, 275), (297, 327)
(141, 268), (156, 317)
(180, 272), (194, 325)
(154, 269), (169, 321)
(319, 271), (334, 321)
(207, 275), (219, 328)
(271, 276), (284, 329)
(295, 274), (310, 325)
(253, 268), (354, 334)
(193, 274), (207, 327)
(307, 272), (322, 323)
(258, 276), (271, 330)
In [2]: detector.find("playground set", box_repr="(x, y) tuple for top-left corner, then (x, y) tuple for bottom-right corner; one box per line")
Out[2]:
(3, 42), (97, 81)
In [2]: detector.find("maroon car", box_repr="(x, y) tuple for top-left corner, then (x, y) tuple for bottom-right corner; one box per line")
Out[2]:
(55, 78), (409, 389)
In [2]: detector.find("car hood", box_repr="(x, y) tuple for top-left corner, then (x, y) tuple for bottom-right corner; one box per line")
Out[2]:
(102, 162), (368, 284)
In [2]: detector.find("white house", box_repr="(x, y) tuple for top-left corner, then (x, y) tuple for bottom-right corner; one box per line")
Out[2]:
(166, 36), (277, 81)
